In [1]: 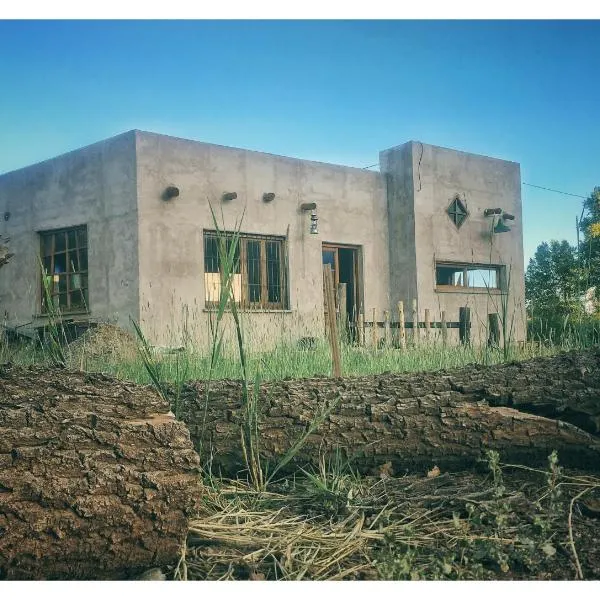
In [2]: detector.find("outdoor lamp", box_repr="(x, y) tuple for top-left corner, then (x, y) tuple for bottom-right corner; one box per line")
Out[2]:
(300, 202), (319, 235)
(493, 219), (511, 234)
(310, 210), (319, 235)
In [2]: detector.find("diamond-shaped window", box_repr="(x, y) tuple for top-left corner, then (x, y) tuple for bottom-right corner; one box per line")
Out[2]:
(447, 196), (468, 228)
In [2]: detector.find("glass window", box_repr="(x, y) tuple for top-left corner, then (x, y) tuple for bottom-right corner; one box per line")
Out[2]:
(40, 225), (89, 313)
(204, 231), (288, 309)
(435, 263), (502, 291)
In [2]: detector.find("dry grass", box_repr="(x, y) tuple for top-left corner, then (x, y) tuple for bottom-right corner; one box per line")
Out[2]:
(168, 460), (600, 582)
(67, 323), (139, 369)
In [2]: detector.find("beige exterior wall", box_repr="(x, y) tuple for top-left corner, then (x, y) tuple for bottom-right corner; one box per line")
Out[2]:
(134, 131), (389, 351)
(0, 132), (139, 333)
(0, 130), (525, 350)
(381, 141), (526, 345)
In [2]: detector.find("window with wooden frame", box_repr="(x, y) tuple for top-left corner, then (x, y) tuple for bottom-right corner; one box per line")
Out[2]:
(40, 225), (89, 313)
(435, 262), (504, 292)
(203, 231), (288, 309)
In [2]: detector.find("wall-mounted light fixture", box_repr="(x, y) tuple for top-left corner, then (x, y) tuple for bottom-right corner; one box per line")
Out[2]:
(483, 208), (502, 216)
(3, 212), (10, 222)
(300, 202), (319, 235)
(493, 219), (511, 234)
(222, 192), (237, 201)
(484, 207), (515, 234)
(162, 186), (180, 201)
(263, 192), (275, 203)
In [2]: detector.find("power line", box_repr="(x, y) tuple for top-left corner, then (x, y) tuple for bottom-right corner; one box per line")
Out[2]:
(522, 182), (588, 199)
(359, 163), (589, 200)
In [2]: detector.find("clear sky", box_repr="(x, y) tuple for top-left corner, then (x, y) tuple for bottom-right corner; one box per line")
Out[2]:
(1, 20), (598, 266)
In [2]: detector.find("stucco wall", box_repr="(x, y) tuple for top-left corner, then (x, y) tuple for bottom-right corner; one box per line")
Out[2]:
(382, 141), (526, 345)
(0, 132), (139, 333)
(134, 131), (388, 350)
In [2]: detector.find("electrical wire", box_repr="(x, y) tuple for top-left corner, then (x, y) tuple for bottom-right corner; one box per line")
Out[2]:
(359, 162), (589, 200)
(521, 182), (588, 199)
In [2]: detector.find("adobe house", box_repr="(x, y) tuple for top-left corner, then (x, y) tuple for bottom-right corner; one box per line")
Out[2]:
(0, 130), (525, 349)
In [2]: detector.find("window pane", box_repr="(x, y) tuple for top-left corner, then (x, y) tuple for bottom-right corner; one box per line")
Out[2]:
(266, 241), (281, 303)
(70, 289), (85, 310)
(54, 253), (67, 274)
(56, 274), (68, 294)
(436, 264), (500, 289)
(55, 232), (67, 253)
(42, 255), (53, 276)
(80, 248), (88, 271)
(468, 268), (497, 288)
(42, 235), (53, 257)
(224, 238), (240, 274)
(67, 230), (77, 250)
(77, 228), (87, 248)
(68, 249), (80, 272)
(54, 293), (67, 309)
(246, 240), (262, 303)
(204, 236), (219, 273)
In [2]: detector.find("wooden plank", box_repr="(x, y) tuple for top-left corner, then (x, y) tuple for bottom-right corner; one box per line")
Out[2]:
(397, 301), (406, 350)
(488, 313), (500, 347)
(459, 306), (471, 345)
(371, 307), (378, 349)
(384, 310), (391, 348)
(441, 310), (448, 345)
(357, 311), (365, 347)
(412, 299), (419, 345)
(323, 264), (342, 377)
(336, 282), (347, 343)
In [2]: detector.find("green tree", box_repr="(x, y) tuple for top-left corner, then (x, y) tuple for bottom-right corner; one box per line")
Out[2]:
(525, 240), (583, 332)
(578, 186), (600, 289)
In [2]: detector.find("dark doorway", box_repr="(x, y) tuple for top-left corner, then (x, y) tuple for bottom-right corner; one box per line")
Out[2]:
(322, 244), (361, 337)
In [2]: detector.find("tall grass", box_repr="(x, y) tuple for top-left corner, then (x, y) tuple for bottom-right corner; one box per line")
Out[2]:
(88, 336), (570, 387)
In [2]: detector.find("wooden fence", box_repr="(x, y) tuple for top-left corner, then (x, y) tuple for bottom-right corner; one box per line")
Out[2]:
(334, 294), (500, 349)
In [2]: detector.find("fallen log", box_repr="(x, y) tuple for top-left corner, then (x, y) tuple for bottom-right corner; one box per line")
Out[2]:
(0, 366), (201, 580)
(179, 348), (600, 476)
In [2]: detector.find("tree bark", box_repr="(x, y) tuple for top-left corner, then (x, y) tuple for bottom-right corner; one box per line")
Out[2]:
(0, 366), (201, 580)
(179, 348), (600, 476)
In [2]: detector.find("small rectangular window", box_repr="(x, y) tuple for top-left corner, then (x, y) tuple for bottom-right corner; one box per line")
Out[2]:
(435, 262), (503, 291)
(40, 225), (89, 313)
(204, 231), (288, 310)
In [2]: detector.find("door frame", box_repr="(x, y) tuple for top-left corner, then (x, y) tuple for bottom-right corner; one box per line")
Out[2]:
(322, 242), (363, 325)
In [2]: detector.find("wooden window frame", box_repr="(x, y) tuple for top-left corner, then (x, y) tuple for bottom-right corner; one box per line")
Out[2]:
(435, 261), (504, 293)
(39, 225), (89, 314)
(204, 230), (289, 310)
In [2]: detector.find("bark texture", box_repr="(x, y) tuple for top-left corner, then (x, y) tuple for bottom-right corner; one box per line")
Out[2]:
(0, 366), (201, 580)
(179, 348), (600, 475)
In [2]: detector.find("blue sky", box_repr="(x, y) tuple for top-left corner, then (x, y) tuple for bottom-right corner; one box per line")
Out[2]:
(0, 20), (598, 265)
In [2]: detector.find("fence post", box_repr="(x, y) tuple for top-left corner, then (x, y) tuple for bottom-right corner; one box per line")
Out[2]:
(371, 308), (378, 349)
(323, 264), (342, 377)
(459, 306), (471, 345)
(441, 310), (448, 346)
(358, 312), (365, 347)
(397, 300), (406, 350)
(336, 282), (347, 343)
(488, 312), (500, 348)
(412, 299), (419, 345)
(384, 310), (391, 348)
(424, 308), (431, 342)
